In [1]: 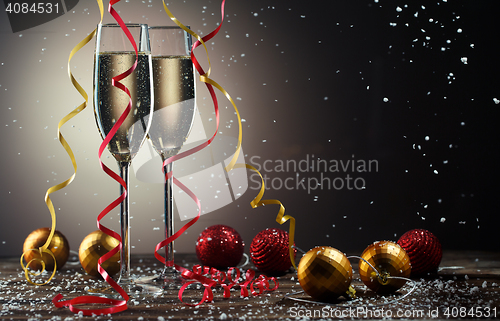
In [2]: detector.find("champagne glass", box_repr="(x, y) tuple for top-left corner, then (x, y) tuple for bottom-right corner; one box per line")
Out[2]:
(137, 26), (196, 289)
(93, 23), (154, 294)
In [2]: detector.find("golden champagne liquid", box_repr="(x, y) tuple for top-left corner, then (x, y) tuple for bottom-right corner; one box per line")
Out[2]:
(148, 55), (195, 159)
(94, 52), (153, 162)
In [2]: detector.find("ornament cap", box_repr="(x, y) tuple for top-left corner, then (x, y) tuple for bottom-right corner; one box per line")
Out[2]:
(359, 241), (411, 294)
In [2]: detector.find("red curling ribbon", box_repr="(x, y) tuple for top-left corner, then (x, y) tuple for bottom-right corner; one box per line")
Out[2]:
(154, 0), (225, 266)
(160, 0), (288, 305)
(163, 0), (297, 276)
(153, 0), (226, 281)
(175, 265), (278, 306)
(156, 0), (226, 173)
(153, 175), (202, 266)
(178, 266), (218, 306)
(250, 278), (265, 296)
(53, 0), (136, 315)
(250, 274), (279, 296)
(220, 267), (240, 297)
(242, 269), (257, 297)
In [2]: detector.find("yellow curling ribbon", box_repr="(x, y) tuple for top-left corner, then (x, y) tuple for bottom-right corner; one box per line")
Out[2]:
(163, 1), (297, 270)
(235, 164), (297, 270)
(20, 0), (104, 285)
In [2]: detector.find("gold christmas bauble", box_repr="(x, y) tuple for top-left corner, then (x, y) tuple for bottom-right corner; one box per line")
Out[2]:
(23, 228), (69, 271)
(79, 230), (120, 277)
(298, 246), (353, 301)
(359, 241), (411, 294)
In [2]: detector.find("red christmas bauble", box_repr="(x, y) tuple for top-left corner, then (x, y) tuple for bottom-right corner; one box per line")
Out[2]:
(250, 228), (296, 274)
(196, 225), (244, 269)
(397, 229), (442, 276)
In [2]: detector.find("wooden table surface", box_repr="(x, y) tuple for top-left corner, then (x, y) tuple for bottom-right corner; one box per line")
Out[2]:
(1, 251), (499, 320)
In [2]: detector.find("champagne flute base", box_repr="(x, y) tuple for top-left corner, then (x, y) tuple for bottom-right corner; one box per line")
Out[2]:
(87, 279), (162, 298)
(136, 267), (188, 290)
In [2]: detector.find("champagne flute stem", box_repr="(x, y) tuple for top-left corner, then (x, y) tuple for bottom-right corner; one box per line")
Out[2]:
(163, 160), (176, 274)
(118, 161), (132, 284)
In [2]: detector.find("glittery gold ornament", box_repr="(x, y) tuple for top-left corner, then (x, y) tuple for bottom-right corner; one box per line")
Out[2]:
(359, 241), (411, 294)
(298, 246), (353, 301)
(23, 228), (69, 271)
(79, 230), (120, 277)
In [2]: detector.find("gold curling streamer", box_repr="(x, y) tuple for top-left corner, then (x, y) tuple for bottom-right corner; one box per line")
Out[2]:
(20, 0), (104, 285)
(234, 164), (296, 270)
(163, 1), (297, 270)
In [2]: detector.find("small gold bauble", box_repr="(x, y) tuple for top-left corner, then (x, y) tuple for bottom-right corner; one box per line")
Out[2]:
(298, 246), (353, 301)
(359, 241), (411, 294)
(79, 230), (120, 277)
(23, 228), (70, 271)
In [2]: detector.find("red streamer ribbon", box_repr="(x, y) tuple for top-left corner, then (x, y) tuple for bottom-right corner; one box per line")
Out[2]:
(158, 0), (287, 305)
(53, 0), (135, 315)
(176, 265), (278, 306)
(153, 0), (225, 278)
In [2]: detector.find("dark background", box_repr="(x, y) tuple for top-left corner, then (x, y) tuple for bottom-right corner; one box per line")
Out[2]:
(0, 0), (498, 257)
(225, 0), (499, 252)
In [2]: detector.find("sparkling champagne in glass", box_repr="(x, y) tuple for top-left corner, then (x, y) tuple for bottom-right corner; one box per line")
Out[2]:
(137, 26), (196, 289)
(93, 23), (154, 294)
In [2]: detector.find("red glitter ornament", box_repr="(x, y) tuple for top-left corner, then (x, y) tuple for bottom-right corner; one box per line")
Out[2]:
(397, 229), (442, 276)
(196, 225), (244, 269)
(250, 228), (296, 274)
